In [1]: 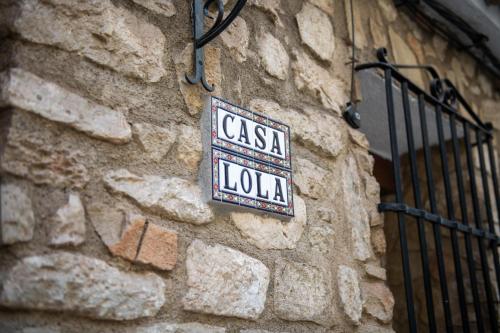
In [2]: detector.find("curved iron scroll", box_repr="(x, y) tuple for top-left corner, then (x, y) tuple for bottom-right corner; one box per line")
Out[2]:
(373, 47), (487, 130)
(185, 0), (247, 91)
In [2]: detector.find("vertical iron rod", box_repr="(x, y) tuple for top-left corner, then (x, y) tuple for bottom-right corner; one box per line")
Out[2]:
(476, 130), (500, 309)
(402, 85), (437, 332)
(418, 94), (455, 333)
(449, 114), (483, 331)
(434, 105), (457, 332)
(464, 124), (499, 332)
(385, 69), (417, 333)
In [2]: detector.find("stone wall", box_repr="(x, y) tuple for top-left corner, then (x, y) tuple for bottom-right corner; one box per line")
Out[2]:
(0, 0), (498, 333)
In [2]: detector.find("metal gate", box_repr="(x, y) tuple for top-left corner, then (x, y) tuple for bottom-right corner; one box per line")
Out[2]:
(356, 49), (500, 332)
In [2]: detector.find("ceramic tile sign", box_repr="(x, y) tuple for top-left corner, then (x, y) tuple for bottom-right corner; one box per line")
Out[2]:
(202, 96), (294, 217)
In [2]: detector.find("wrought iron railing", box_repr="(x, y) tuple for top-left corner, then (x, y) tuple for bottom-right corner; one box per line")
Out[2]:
(356, 49), (500, 332)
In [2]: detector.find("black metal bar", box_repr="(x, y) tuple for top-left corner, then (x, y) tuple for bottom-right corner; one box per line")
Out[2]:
(401, 84), (437, 331)
(449, 113), (483, 331)
(464, 123), (499, 332)
(418, 95), (472, 331)
(476, 130), (500, 305)
(487, 138), (500, 236)
(384, 68), (417, 333)
(434, 104), (457, 332)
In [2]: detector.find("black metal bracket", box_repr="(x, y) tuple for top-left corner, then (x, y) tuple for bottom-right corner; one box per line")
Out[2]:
(185, 0), (247, 92)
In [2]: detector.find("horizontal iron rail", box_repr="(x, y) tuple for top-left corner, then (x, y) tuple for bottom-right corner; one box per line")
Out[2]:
(379, 203), (500, 242)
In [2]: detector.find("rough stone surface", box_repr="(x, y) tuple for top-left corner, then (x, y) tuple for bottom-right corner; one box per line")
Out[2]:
(294, 157), (328, 199)
(378, 0), (397, 22)
(87, 203), (129, 250)
(257, 32), (289, 80)
(174, 44), (222, 116)
(183, 240), (270, 320)
(48, 193), (86, 246)
(131, 322), (226, 333)
(296, 3), (334, 62)
(221, 17), (249, 63)
(432, 35), (448, 61)
(174, 125), (203, 171)
(357, 324), (395, 333)
(249, 0), (283, 27)
(345, 0), (367, 49)
(388, 28), (425, 88)
(292, 50), (345, 113)
(309, 0), (334, 16)
(136, 222), (177, 270)
(2, 134), (89, 189)
(250, 99), (346, 157)
(132, 0), (176, 17)
(342, 154), (372, 261)
(14, 0), (166, 82)
(370, 9), (388, 48)
(361, 282), (395, 323)
(1, 183), (35, 245)
(0, 252), (166, 320)
(231, 195), (306, 250)
(274, 259), (333, 326)
(365, 264), (387, 281)
(104, 169), (214, 225)
(0, 69), (131, 144)
(109, 214), (144, 261)
(308, 225), (335, 254)
(133, 123), (176, 162)
(338, 265), (362, 324)
(371, 227), (386, 255)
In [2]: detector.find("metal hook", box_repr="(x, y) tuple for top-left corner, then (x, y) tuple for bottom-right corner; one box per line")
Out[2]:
(185, 0), (246, 92)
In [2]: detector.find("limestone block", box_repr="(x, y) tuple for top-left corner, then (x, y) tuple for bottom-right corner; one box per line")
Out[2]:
(133, 123), (176, 162)
(14, 0), (166, 82)
(257, 32), (289, 80)
(103, 169), (214, 225)
(309, 225), (335, 254)
(308, 0), (334, 16)
(231, 195), (306, 250)
(132, 0), (176, 17)
(2, 135), (89, 189)
(370, 9), (388, 48)
(274, 259), (333, 326)
(342, 155), (372, 261)
(344, 0), (367, 49)
(249, 99), (346, 158)
(174, 125), (203, 171)
(183, 239), (270, 319)
(294, 157), (328, 199)
(364, 264), (387, 281)
(0, 252), (166, 320)
(361, 282), (395, 323)
(174, 44), (221, 116)
(432, 35), (448, 61)
(131, 322), (226, 333)
(378, 0), (397, 22)
(337, 265), (362, 324)
(249, 0), (283, 27)
(371, 227), (386, 255)
(388, 28), (425, 89)
(1, 183), (35, 245)
(0, 69), (131, 144)
(291, 50), (345, 113)
(48, 193), (86, 246)
(296, 2), (334, 62)
(221, 17), (249, 63)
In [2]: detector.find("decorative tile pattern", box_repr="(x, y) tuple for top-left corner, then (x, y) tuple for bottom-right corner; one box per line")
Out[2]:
(212, 148), (294, 216)
(210, 96), (291, 169)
